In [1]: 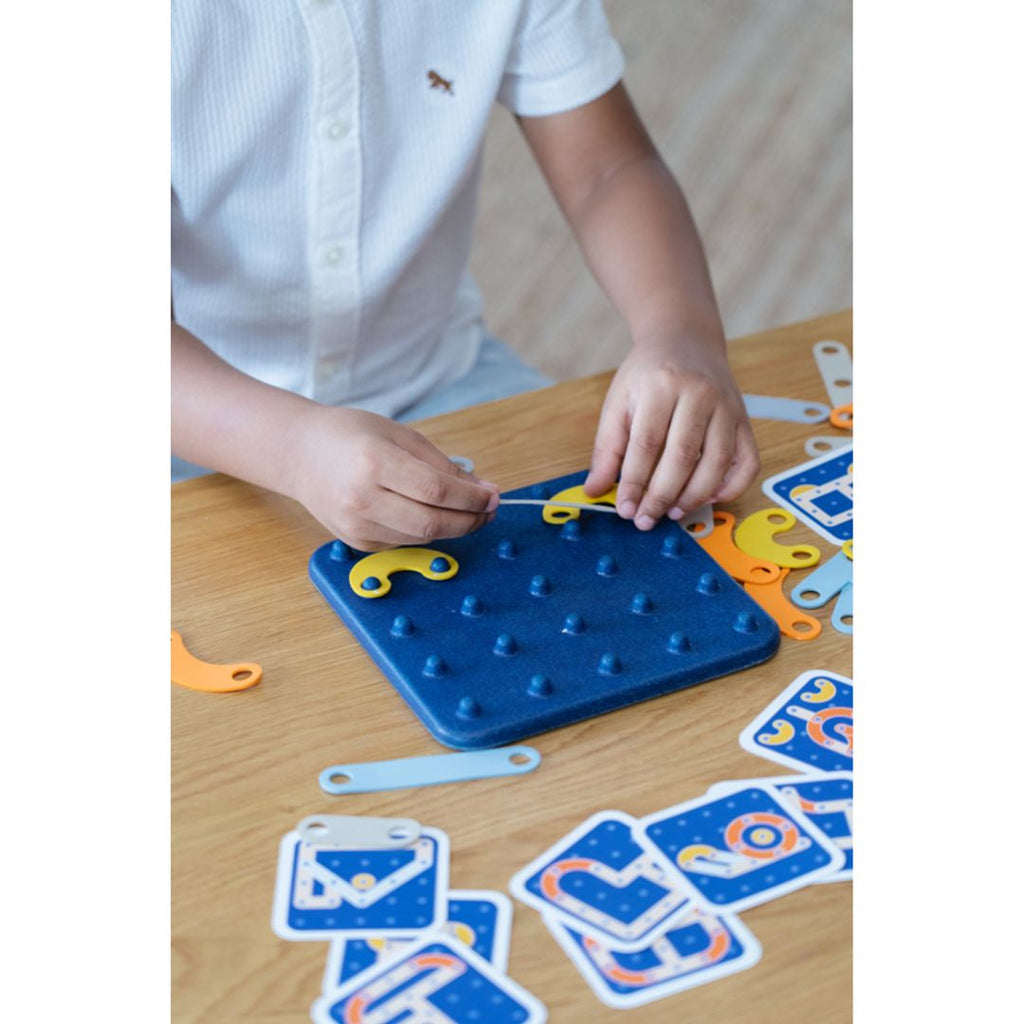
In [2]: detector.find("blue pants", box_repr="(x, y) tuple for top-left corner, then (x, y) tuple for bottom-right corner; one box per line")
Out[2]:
(171, 336), (552, 483)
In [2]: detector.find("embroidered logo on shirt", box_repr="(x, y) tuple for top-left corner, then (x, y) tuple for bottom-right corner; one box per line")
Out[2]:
(427, 70), (454, 95)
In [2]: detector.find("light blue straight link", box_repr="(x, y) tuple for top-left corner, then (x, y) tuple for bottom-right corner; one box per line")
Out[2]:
(171, 336), (552, 483)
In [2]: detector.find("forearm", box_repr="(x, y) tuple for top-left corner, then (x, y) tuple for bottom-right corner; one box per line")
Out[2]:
(564, 155), (726, 354)
(171, 321), (315, 496)
(519, 83), (725, 359)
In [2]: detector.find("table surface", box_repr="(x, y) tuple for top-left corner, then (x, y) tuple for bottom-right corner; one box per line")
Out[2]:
(172, 310), (853, 1023)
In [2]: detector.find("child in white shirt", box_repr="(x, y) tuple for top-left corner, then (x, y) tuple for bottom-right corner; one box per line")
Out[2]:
(171, 0), (760, 551)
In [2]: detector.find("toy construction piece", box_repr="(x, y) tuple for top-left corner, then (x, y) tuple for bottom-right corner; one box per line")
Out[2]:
(744, 569), (821, 641)
(805, 435), (851, 457)
(171, 629), (262, 693)
(320, 745), (541, 795)
(812, 341), (853, 409)
(829, 404), (853, 430)
(499, 498), (618, 516)
(734, 508), (821, 569)
(678, 502), (714, 540)
(295, 814), (421, 849)
(742, 394), (830, 424)
(499, 484), (619, 523)
(832, 582), (853, 634)
(349, 547), (459, 599)
(696, 511), (780, 584)
(790, 551), (853, 610)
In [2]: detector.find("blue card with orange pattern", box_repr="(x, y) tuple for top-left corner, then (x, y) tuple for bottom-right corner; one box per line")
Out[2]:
(634, 783), (844, 914)
(544, 904), (761, 1009)
(311, 933), (546, 1024)
(739, 669), (853, 773)
(508, 810), (700, 952)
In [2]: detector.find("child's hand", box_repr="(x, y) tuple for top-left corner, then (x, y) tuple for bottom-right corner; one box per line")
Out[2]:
(289, 406), (500, 551)
(583, 341), (760, 528)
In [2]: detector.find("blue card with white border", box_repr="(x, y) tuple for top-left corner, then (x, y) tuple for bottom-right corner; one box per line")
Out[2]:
(311, 933), (547, 1024)
(762, 444), (853, 545)
(509, 810), (699, 952)
(323, 890), (513, 992)
(634, 784), (844, 913)
(271, 825), (448, 941)
(544, 904), (761, 1009)
(739, 669), (853, 773)
(708, 772), (853, 881)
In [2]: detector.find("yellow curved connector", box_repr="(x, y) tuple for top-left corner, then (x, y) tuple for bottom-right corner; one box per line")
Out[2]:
(542, 484), (618, 523)
(842, 539), (853, 560)
(734, 508), (821, 569)
(348, 547), (459, 599)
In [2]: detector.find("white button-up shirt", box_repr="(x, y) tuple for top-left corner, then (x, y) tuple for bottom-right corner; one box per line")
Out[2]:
(171, 0), (624, 418)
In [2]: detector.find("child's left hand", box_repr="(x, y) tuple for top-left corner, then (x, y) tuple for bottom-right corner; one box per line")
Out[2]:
(583, 336), (760, 528)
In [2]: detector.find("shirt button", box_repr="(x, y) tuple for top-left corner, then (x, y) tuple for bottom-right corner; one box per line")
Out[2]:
(327, 120), (349, 140)
(325, 246), (344, 265)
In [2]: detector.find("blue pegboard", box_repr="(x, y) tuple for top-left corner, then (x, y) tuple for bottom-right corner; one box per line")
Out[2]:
(310, 470), (779, 749)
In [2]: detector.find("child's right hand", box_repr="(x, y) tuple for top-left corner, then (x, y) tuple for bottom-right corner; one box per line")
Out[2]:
(288, 406), (500, 551)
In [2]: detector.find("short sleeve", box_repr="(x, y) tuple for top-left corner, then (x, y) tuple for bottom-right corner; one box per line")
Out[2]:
(497, 0), (625, 117)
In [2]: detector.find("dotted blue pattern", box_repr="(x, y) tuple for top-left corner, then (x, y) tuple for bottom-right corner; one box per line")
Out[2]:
(310, 469), (779, 749)
(323, 940), (534, 1023)
(749, 674), (853, 772)
(562, 914), (749, 996)
(522, 817), (682, 944)
(776, 776), (853, 874)
(766, 447), (853, 544)
(330, 896), (504, 987)
(284, 836), (442, 934)
(640, 787), (836, 908)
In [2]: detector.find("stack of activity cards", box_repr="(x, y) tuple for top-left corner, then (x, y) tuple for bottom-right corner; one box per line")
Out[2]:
(509, 668), (853, 1010)
(271, 814), (546, 1023)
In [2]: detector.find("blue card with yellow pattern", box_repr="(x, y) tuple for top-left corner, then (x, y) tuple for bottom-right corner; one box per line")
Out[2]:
(762, 443), (853, 545)
(322, 890), (512, 991)
(635, 784), (844, 914)
(739, 669), (853, 773)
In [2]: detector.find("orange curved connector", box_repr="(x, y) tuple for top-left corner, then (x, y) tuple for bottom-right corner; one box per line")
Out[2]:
(171, 629), (262, 693)
(744, 569), (822, 641)
(829, 403), (853, 430)
(697, 511), (780, 584)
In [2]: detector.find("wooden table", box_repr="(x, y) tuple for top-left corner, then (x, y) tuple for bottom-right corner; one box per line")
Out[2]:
(172, 310), (852, 1023)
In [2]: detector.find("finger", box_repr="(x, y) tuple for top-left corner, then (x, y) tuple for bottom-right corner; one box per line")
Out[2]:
(630, 391), (714, 530)
(584, 398), (630, 498)
(634, 398), (719, 525)
(365, 486), (495, 545)
(380, 446), (499, 515)
(615, 394), (678, 521)
(670, 409), (738, 513)
(392, 425), (498, 490)
(710, 420), (761, 503)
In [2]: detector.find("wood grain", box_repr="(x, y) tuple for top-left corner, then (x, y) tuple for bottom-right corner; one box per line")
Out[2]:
(172, 310), (852, 1022)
